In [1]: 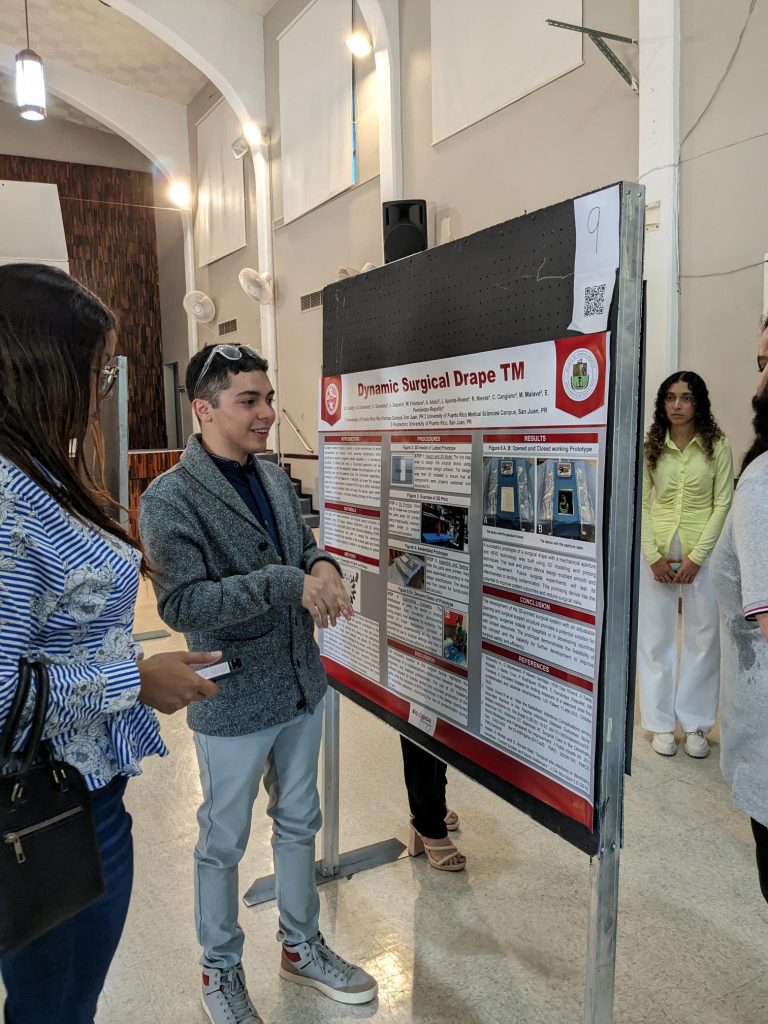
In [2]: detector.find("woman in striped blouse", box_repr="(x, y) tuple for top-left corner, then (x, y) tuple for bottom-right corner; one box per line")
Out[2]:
(0, 264), (219, 1024)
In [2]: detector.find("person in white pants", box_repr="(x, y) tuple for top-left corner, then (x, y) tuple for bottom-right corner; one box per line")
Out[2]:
(638, 371), (733, 758)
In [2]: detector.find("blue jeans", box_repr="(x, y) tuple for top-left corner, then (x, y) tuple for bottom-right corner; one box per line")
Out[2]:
(1, 776), (133, 1024)
(194, 703), (324, 967)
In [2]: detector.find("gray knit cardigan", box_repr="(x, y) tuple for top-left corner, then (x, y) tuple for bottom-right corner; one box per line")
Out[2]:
(139, 435), (337, 736)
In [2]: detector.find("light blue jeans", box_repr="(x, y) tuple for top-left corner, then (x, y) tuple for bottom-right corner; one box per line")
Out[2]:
(193, 702), (323, 968)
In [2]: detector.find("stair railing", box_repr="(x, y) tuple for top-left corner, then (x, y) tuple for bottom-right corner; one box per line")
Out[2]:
(281, 408), (314, 454)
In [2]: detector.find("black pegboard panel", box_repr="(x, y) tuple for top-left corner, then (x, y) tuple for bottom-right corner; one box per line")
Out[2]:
(321, 184), (632, 856)
(323, 194), (585, 376)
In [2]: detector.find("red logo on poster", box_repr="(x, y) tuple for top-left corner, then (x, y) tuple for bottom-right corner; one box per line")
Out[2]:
(554, 333), (607, 419)
(321, 375), (342, 426)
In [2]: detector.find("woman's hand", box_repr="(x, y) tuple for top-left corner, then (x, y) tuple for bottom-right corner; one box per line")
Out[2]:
(137, 650), (221, 714)
(674, 556), (700, 585)
(650, 556), (676, 583)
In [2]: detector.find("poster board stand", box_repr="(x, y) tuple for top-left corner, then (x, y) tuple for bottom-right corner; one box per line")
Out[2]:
(583, 185), (644, 1022)
(247, 182), (644, 1024)
(242, 689), (405, 908)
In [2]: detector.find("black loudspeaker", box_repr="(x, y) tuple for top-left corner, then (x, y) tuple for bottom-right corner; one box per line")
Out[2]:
(383, 200), (428, 263)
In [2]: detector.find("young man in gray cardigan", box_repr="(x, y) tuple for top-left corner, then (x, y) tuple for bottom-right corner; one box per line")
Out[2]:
(140, 345), (377, 1024)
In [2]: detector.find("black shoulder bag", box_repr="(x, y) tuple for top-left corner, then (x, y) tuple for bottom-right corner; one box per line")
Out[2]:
(0, 658), (104, 954)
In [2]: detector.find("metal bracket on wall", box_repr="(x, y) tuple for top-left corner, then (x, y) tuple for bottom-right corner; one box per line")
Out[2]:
(546, 20), (639, 93)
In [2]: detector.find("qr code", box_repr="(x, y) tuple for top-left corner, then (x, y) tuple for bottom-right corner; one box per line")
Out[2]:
(584, 283), (606, 317)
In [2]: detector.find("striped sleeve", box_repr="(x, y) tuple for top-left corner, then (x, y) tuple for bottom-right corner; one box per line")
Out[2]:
(731, 475), (768, 621)
(0, 491), (140, 741)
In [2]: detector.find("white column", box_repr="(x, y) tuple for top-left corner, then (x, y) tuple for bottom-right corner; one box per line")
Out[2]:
(180, 210), (199, 359)
(638, 0), (681, 423)
(357, 0), (402, 203)
(250, 136), (279, 457)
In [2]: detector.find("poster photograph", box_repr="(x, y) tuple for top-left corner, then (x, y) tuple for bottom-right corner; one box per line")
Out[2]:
(319, 332), (609, 829)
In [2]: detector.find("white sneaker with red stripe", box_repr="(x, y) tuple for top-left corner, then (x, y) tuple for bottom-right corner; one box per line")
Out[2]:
(201, 964), (262, 1024)
(280, 933), (377, 1004)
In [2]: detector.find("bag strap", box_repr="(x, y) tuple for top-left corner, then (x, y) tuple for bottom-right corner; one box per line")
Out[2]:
(0, 658), (33, 768)
(16, 661), (51, 777)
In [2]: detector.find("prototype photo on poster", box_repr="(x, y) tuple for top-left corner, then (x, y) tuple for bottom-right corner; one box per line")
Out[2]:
(443, 609), (469, 666)
(536, 459), (597, 543)
(387, 548), (426, 589)
(482, 457), (535, 533)
(391, 455), (414, 487)
(420, 502), (469, 551)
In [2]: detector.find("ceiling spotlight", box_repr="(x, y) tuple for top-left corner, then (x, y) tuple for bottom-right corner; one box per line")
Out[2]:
(345, 32), (372, 58)
(169, 180), (192, 209)
(15, 0), (46, 121)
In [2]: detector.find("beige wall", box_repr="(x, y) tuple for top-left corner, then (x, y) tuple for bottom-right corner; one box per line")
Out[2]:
(0, 99), (152, 171)
(260, 0), (639, 501)
(153, 181), (193, 445)
(679, 0), (768, 465)
(261, 0), (380, 500)
(187, 83), (264, 359)
(401, 0), (639, 240)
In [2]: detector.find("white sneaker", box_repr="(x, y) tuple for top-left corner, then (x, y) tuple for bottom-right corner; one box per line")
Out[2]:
(684, 730), (710, 758)
(651, 732), (677, 756)
(201, 964), (262, 1024)
(280, 933), (378, 1005)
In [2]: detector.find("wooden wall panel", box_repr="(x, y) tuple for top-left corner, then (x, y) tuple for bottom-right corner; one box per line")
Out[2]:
(128, 449), (183, 535)
(0, 155), (166, 449)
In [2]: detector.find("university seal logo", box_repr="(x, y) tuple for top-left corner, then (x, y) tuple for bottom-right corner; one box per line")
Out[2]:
(562, 349), (599, 403)
(554, 334), (606, 419)
(321, 375), (342, 426)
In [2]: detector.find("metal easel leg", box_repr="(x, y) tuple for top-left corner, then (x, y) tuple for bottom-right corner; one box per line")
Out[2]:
(243, 688), (405, 908)
(584, 840), (621, 1023)
(583, 182), (646, 1022)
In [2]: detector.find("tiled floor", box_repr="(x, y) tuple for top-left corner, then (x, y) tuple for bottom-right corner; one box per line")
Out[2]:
(8, 581), (768, 1022)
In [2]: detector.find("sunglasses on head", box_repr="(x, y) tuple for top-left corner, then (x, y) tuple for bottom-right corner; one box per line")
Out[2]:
(194, 344), (260, 398)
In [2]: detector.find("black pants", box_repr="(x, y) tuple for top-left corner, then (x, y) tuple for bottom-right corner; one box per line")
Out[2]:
(401, 737), (448, 839)
(750, 818), (768, 903)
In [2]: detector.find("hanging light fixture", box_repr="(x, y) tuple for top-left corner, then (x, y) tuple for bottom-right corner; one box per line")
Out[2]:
(16, 0), (47, 121)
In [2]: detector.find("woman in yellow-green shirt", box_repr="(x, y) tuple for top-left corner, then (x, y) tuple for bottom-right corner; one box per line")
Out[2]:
(639, 371), (733, 759)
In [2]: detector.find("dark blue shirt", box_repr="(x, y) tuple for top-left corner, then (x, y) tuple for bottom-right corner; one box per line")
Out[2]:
(207, 451), (284, 560)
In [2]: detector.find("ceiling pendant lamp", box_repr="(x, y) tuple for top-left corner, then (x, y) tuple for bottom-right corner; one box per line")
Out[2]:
(16, 0), (47, 121)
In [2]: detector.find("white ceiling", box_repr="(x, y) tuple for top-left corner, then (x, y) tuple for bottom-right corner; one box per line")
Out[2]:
(229, 0), (280, 11)
(0, 0), (280, 138)
(0, 0), (208, 105)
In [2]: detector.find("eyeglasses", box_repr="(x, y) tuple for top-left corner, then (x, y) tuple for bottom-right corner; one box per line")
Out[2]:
(98, 362), (119, 400)
(664, 392), (694, 405)
(194, 344), (260, 397)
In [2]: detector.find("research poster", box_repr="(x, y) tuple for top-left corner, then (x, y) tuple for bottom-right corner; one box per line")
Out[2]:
(318, 332), (609, 829)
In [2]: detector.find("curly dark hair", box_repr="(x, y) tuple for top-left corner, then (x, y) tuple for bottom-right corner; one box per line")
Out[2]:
(644, 371), (723, 471)
(741, 391), (768, 475)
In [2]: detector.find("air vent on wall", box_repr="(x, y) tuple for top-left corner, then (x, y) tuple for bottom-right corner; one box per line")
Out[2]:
(300, 290), (323, 312)
(218, 318), (238, 336)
